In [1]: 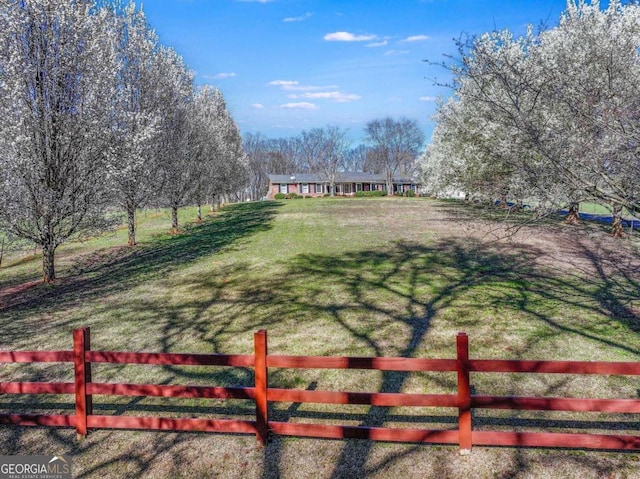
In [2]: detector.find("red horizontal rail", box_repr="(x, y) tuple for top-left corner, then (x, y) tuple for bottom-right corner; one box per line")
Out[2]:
(0, 351), (73, 363)
(472, 395), (640, 413)
(0, 382), (74, 395)
(0, 414), (75, 428)
(87, 382), (255, 400)
(267, 355), (457, 371)
(87, 350), (254, 367)
(472, 431), (640, 450)
(86, 415), (256, 434)
(470, 359), (640, 375)
(268, 388), (457, 407)
(2, 329), (640, 453)
(269, 421), (459, 443)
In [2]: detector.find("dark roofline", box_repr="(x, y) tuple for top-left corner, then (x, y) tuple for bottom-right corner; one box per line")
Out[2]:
(268, 172), (420, 183)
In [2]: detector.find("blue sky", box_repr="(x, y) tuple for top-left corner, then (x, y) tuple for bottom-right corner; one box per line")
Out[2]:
(142, 0), (567, 144)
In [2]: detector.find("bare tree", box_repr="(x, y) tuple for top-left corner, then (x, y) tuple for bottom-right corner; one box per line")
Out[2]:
(300, 126), (350, 196)
(244, 132), (270, 200)
(266, 137), (301, 174)
(345, 144), (372, 172)
(364, 118), (425, 194)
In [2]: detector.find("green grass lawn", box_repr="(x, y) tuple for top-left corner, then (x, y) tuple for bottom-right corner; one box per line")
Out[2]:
(1, 197), (639, 478)
(580, 201), (639, 219)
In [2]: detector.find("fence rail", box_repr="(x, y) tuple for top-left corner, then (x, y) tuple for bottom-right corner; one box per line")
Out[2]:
(0, 328), (639, 453)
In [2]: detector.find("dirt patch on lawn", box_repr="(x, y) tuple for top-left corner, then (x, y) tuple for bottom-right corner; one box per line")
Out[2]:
(427, 200), (640, 281)
(0, 280), (42, 309)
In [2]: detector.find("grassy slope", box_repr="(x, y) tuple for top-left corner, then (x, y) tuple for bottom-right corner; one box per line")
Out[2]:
(580, 202), (638, 219)
(0, 198), (639, 479)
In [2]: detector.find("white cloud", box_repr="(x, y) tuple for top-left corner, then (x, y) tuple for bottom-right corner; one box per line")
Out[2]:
(384, 50), (410, 56)
(269, 80), (339, 92)
(365, 40), (388, 48)
(211, 72), (236, 79)
(284, 12), (312, 22)
(251, 103), (265, 109)
(289, 91), (362, 103)
(268, 80), (299, 87)
(288, 84), (339, 92)
(400, 35), (430, 43)
(419, 96), (437, 102)
(281, 102), (318, 110)
(324, 31), (377, 42)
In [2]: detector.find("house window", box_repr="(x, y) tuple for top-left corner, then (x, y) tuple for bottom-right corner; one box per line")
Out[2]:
(356, 183), (363, 192)
(315, 183), (324, 194)
(302, 183), (309, 194)
(279, 184), (288, 194)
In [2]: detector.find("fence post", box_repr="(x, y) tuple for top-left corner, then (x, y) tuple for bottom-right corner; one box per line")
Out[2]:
(457, 332), (472, 454)
(254, 330), (269, 446)
(73, 327), (92, 439)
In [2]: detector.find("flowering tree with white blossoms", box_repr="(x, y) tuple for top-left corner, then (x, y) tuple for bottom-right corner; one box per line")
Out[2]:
(208, 102), (248, 207)
(0, 1), (248, 281)
(190, 85), (246, 220)
(0, 0), (117, 282)
(428, 0), (640, 236)
(152, 46), (197, 234)
(107, 1), (164, 246)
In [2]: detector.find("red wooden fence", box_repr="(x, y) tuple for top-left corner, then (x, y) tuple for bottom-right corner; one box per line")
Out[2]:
(1, 328), (639, 452)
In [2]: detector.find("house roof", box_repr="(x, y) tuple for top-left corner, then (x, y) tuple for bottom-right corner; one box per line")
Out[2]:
(268, 172), (419, 183)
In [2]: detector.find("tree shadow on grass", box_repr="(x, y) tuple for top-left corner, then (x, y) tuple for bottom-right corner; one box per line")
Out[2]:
(1, 230), (639, 477)
(236, 239), (640, 478)
(0, 201), (282, 344)
(289, 241), (501, 478)
(97, 233), (637, 478)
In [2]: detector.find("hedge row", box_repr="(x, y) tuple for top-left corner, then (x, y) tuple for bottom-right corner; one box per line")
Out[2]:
(354, 191), (387, 197)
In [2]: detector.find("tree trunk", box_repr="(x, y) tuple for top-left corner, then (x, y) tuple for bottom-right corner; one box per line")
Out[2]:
(0, 238), (4, 268)
(330, 182), (335, 196)
(196, 203), (202, 222)
(42, 240), (56, 283)
(127, 206), (136, 246)
(611, 203), (625, 238)
(171, 206), (179, 234)
(565, 202), (580, 225)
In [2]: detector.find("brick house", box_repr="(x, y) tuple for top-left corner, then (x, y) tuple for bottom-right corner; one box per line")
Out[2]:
(266, 172), (422, 199)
